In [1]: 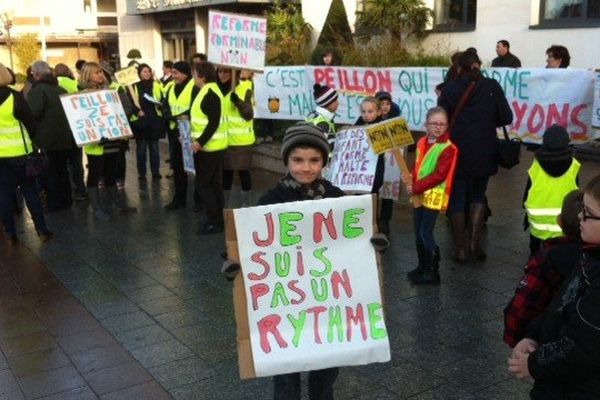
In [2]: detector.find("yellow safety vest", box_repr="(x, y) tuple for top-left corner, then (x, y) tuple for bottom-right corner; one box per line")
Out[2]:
(226, 80), (255, 146)
(190, 82), (228, 152)
(525, 158), (580, 240)
(167, 79), (195, 130)
(0, 94), (32, 158)
(57, 76), (79, 94)
(130, 81), (163, 122)
(161, 80), (175, 98)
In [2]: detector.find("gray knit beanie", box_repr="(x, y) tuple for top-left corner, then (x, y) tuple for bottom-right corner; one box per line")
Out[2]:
(281, 122), (330, 166)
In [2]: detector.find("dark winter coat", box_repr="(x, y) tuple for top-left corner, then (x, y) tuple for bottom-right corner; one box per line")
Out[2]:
(131, 80), (165, 141)
(526, 245), (600, 399)
(438, 75), (513, 179)
(491, 53), (522, 68)
(27, 75), (74, 151)
(258, 178), (345, 206)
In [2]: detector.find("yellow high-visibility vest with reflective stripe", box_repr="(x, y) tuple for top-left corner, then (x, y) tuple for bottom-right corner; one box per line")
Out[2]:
(130, 81), (163, 122)
(57, 76), (79, 94)
(190, 82), (227, 152)
(161, 80), (175, 98)
(525, 158), (580, 240)
(0, 94), (32, 158)
(226, 80), (255, 146)
(167, 79), (195, 130)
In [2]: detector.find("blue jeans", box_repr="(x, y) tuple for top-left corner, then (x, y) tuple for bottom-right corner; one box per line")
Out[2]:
(273, 368), (338, 400)
(0, 159), (49, 236)
(136, 139), (160, 177)
(413, 207), (439, 251)
(447, 176), (490, 214)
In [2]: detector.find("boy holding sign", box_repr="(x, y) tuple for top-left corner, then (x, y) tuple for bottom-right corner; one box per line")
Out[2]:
(223, 122), (389, 399)
(406, 107), (458, 284)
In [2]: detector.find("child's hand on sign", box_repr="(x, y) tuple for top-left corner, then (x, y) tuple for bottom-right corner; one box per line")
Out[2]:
(191, 142), (202, 153)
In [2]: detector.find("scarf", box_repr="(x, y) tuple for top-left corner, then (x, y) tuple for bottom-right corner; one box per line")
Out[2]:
(280, 173), (326, 200)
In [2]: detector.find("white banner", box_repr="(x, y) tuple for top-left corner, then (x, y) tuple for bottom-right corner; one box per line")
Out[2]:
(233, 195), (390, 377)
(208, 11), (267, 71)
(60, 90), (133, 147)
(593, 70), (600, 128)
(254, 67), (598, 144)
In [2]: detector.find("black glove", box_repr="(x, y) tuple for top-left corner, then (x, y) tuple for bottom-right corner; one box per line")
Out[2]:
(370, 233), (390, 253)
(230, 92), (240, 104)
(221, 260), (241, 281)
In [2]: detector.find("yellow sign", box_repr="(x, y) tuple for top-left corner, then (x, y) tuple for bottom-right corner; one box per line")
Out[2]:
(114, 66), (140, 86)
(365, 117), (414, 155)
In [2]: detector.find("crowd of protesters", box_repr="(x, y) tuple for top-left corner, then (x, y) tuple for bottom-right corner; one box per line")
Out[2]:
(1, 39), (600, 400)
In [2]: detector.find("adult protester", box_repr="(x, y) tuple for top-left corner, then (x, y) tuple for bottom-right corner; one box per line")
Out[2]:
(130, 63), (164, 181)
(21, 66), (34, 99)
(491, 40), (521, 68)
(75, 59), (86, 76)
(0, 63), (52, 245)
(27, 61), (75, 212)
(191, 53), (207, 65)
(163, 61), (199, 211)
(545, 45), (570, 68)
(223, 69), (255, 208)
(78, 62), (135, 220)
(160, 60), (176, 178)
(190, 62), (227, 234)
(55, 63), (87, 201)
(438, 50), (513, 263)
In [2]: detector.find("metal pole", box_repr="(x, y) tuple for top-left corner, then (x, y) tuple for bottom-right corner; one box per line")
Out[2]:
(6, 24), (13, 71)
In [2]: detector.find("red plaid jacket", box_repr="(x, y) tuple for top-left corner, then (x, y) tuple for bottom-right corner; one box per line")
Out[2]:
(503, 237), (579, 347)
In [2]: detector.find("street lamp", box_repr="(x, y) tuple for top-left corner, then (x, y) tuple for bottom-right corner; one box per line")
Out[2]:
(0, 10), (14, 70)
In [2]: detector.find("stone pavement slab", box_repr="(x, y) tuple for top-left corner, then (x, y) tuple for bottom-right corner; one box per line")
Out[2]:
(1, 143), (598, 399)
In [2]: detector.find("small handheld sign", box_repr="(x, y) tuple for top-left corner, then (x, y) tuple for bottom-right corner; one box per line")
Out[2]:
(177, 116), (196, 175)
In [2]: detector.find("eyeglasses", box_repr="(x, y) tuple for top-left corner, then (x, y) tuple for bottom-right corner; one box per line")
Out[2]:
(581, 206), (600, 222)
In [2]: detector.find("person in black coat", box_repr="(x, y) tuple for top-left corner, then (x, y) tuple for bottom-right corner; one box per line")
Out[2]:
(508, 174), (600, 399)
(438, 50), (513, 263)
(491, 40), (522, 68)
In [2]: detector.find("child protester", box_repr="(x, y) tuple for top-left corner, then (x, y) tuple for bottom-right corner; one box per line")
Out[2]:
(509, 174), (600, 399)
(524, 124), (580, 256)
(405, 107), (458, 284)
(306, 83), (339, 150)
(221, 122), (389, 400)
(375, 91), (400, 120)
(504, 189), (584, 348)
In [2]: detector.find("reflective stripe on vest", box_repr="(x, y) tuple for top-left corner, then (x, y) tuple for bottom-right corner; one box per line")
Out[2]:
(130, 81), (163, 122)
(190, 82), (227, 152)
(525, 158), (580, 240)
(0, 94), (32, 158)
(168, 80), (195, 130)
(57, 76), (79, 94)
(414, 137), (457, 212)
(226, 80), (255, 146)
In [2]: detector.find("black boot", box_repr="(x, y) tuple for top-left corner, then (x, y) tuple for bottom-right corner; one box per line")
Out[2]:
(469, 204), (487, 262)
(406, 242), (425, 279)
(449, 212), (468, 263)
(408, 249), (440, 284)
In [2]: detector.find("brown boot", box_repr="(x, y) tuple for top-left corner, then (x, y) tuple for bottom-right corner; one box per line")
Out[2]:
(449, 212), (468, 263)
(469, 203), (487, 262)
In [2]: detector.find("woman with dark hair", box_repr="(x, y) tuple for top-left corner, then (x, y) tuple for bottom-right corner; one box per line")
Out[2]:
(546, 45), (570, 68)
(0, 62), (52, 245)
(131, 63), (164, 180)
(438, 50), (513, 263)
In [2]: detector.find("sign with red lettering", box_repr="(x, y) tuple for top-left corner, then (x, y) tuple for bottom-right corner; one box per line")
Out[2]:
(60, 90), (133, 146)
(208, 10), (267, 71)
(230, 195), (390, 378)
(326, 127), (378, 193)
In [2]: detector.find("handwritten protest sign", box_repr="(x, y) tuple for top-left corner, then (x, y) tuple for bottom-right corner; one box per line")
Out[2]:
(60, 90), (133, 146)
(380, 151), (404, 201)
(228, 195), (389, 378)
(208, 10), (267, 71)
(366, 117), (414, 155)
(114, 66), (140, 86)
(254, 66), (599, 143)
(593, 70), (600, 128)
(326, 126), (378, 192)
(177, 118), (195, 175)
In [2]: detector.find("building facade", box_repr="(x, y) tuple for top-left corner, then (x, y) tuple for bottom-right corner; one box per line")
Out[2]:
(0, 0), (119, 74)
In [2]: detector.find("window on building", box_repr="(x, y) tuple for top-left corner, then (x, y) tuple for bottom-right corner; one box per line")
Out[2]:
(434, 0), (476, 31)
(540, 0), (600, 26)
(97, 0), (117, 13)
(83, 0), (92, 13)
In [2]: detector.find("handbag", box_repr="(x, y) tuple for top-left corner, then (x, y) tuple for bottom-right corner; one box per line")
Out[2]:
(497, 126), (521, 169)
(18, 123), (49, 178)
